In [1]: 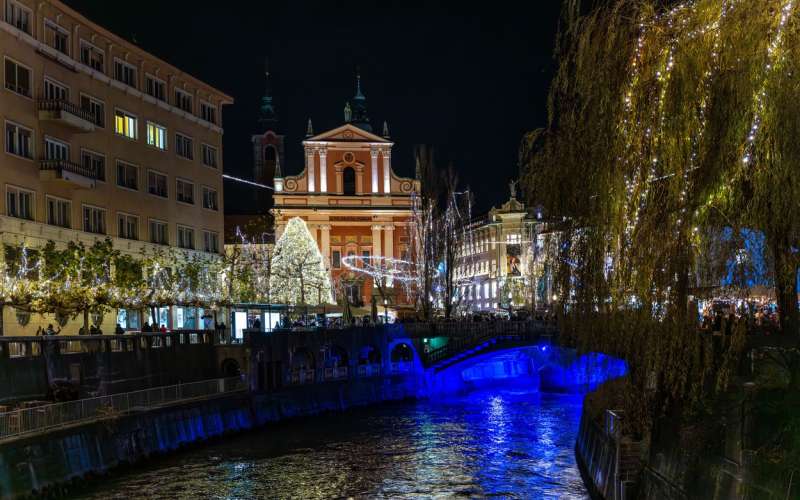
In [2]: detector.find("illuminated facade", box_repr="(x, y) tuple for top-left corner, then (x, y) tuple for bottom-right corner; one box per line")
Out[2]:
(271, 75), (418, 308)
(0, 0), (232, 334)
(456, 184), (545, 312)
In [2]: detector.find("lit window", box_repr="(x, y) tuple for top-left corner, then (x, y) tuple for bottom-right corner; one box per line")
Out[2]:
(146, 122), (167, 150)
(114, 109), (137, 139)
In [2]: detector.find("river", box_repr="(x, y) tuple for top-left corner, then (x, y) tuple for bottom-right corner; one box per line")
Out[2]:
(75, 387), (588, 499)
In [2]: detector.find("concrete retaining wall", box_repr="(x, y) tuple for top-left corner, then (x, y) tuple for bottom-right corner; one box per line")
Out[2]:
(0, 374), (419, 499)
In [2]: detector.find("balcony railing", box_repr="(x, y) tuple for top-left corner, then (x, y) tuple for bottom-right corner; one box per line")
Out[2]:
(37, 98), (95, 123)
(40, 158), (97, 183)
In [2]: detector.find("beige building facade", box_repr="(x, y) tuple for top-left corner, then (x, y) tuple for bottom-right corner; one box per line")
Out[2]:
(1, 0), (233, 335)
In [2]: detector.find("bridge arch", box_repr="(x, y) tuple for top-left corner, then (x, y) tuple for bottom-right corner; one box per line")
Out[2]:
(326, 344), (349, 368)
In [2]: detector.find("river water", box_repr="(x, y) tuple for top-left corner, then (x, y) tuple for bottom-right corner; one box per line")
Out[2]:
(76, 387), (588, 499)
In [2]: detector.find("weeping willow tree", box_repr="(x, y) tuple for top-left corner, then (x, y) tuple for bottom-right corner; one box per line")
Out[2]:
(521, 0), (800, 429)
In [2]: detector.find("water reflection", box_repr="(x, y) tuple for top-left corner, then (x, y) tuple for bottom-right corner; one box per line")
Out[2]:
(77, 389), (588, 499)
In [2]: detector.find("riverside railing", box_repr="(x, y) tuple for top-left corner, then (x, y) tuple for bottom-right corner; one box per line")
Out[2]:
(0, 376), (246, 442)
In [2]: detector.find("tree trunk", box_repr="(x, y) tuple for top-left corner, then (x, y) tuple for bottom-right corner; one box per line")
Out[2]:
(773, 238), (799, 335)
(83, 308), (90, 336)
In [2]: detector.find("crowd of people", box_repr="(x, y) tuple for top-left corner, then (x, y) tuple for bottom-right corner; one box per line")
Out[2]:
(699, 299), (779, 335)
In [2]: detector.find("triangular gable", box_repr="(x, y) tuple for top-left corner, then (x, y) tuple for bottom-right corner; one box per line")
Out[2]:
(305, 123), (391, 144)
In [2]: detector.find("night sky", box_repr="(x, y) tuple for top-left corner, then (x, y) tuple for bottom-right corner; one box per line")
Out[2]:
(63, 1), (561, 214)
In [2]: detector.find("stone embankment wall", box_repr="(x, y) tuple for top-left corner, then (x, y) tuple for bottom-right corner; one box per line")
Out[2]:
(0, 374), (419, 499)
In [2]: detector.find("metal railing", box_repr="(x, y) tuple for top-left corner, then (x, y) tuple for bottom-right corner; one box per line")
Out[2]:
(39, 158), (97, 179)
(0, 376), (246, 441)
(37, 97), (96, 123)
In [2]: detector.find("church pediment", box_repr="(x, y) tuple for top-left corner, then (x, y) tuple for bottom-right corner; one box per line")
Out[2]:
(305, 123), (391, 144)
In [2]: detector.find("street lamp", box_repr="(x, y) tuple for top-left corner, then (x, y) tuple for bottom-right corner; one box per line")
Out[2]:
(383, 298), (388, 324)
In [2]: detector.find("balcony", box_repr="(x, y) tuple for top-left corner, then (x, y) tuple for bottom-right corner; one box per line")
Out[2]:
(37, 99), (96, 132)
(39, 159), (96, 188)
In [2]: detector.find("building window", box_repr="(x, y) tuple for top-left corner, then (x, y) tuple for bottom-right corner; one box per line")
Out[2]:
(203, 231), (219, 253)
(44, 137), (69, 160)
(174, 88), (193, 113)
(83, 205), (106, 234)
(4, 58), (31, 97)
(116, 161), (138, 190)
(175, 133), (193, 159)
(117, 213), (138, 240)
(43, 77), (68, 101)
(149, 219), (168, 245)
(79, 40), (104, 72)
(176, 179), (194, 204)
(113, 59), (137, 87)
(46, 196), (70, 228)
(4, 0), (31, 34)
(80, 94), (105, 128)
(145, 74), (166, 101)
(5, 121), (32, 159)
(361, 250), (370, 264)
(81, 149), (105, 181)
(177, 225), (194, 250)
(201, 186), (218, 211)
(201, 144), (218, 168)
(146, 122), (167, 150)
(44, 20), (69, 55)
(332, 250), (341, 269)
(6, 185), (33, 220)
(200, 101), (216, 124)
(148, 170), (168, 198)
(114, 109), (137, 139)
(343, 167), (356, 195)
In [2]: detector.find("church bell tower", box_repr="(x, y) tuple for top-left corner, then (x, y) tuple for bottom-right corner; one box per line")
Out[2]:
(252, 58), (285, 209)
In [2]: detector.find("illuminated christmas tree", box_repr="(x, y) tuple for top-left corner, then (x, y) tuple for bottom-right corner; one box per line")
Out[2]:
(269, 217), (333, 305)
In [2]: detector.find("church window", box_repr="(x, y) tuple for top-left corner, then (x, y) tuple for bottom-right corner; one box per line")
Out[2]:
(343, 167), (356, 195)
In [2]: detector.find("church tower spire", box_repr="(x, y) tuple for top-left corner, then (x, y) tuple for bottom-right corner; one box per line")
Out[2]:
(258, 57), (278, 132)
(347, 67), (372, 132)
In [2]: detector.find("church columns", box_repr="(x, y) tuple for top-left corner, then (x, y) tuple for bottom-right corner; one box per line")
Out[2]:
(319, 148), (328, 193)
(382, 149), (392, 193)
(370, 148), (379, 193)
(306, 148), (316, 192)
(371, 224), (382, 261)
(383, 224), (395, 285)
(320, 224), (331, 269)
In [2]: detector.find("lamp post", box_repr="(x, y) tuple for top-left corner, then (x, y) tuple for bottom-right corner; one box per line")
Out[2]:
(383, 298), (388, 324)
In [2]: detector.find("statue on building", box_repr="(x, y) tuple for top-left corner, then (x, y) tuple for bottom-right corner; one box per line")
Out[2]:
(509, 179), (517, 199)
(344, 102), (352, 123)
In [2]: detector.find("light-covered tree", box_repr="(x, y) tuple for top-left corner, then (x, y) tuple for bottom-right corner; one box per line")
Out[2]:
(269, 217), (332, 305)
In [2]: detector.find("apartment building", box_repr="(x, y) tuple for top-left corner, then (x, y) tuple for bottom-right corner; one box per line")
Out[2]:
(0, 0), (233, 335)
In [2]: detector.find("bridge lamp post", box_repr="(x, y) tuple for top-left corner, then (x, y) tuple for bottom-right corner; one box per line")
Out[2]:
(383, 298), (388, 324)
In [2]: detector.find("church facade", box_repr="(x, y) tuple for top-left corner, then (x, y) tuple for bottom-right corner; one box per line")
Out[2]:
(268, 75), (418, 309)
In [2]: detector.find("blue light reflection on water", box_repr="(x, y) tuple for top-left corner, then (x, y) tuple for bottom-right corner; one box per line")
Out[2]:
(76, 389), (590, 499)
